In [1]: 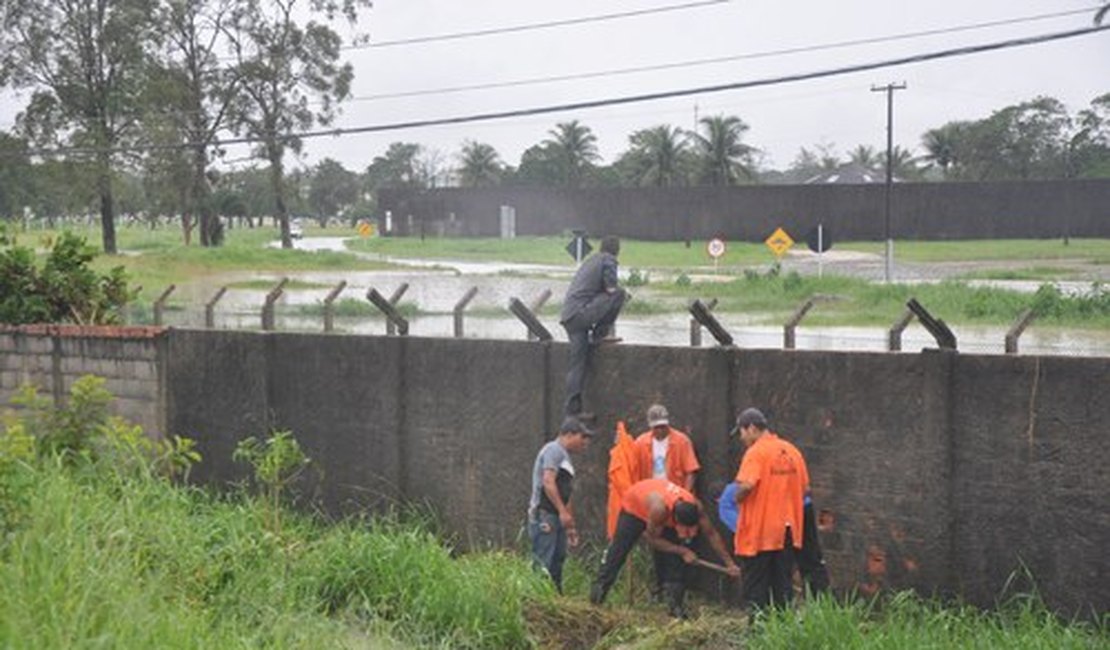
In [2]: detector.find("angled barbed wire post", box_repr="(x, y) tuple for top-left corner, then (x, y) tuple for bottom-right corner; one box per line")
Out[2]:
(1005, 308), (1038, 355)
(509, 297), (553, 342)
(385, 283), (410, 335)
(205, 287), (228, 329)
(888, 306), (914, 352)
(153, 285), (176, 326)
(453, 287), (479, 338)
(322, 280), (348, 333)
(526, 289), (553, 341)
(784, 297), (817, 350)
(690, 298), (719, 347)
(261, 278), (289, 331)
(367, 288), (409, 336)
(906, 298), (957, 350)
(688, 299), (733, 347)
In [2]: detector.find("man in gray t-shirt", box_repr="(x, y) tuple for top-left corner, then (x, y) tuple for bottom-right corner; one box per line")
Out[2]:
(528, 416), (594, 593)
(559, 235), (626, 415)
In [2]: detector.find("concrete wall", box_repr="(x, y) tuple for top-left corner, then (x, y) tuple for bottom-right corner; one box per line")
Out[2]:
(378, 179), (1110, 241)
(3, 326), (1106, 615)
(0, 325), (165, 437)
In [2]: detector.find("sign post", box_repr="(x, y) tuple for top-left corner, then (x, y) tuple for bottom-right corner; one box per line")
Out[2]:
(706, 237), (726, 275)
(565, 230), (592, 263)
(805, 224), (833, 278)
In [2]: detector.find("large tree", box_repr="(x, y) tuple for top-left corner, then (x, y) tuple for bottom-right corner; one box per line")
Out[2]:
(224, 0), (370, 249)
(151, 0), (241, 246)
(456, 141), (503, 188)
(0, 132), (32, 220)
(542, 120), (600, 188)
(692, 115), (757, 185)
(921, 122), (967, 177)
(365, 142), (424, 192)
(617, 125), (691, 187)
(307, 158), (359, 225)
(1, 0), (160, 253)
(847, 144), (880, 171)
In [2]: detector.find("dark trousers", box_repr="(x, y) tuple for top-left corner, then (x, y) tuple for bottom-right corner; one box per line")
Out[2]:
(591, 511), (688, 615)
(740, 528), (797, 611)
(529, 510), (568, 593)
(796, 502), (830, 594)
(561, 289), (626, 415)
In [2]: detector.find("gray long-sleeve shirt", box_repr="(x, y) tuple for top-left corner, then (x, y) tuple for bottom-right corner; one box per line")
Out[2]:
(559, 252), (619, 323)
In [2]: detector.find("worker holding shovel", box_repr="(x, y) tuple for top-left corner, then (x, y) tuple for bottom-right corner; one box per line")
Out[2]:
(589, 478), (739, 619)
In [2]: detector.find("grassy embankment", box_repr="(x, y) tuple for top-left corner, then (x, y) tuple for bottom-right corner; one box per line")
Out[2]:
(2, 379), (1106, 649)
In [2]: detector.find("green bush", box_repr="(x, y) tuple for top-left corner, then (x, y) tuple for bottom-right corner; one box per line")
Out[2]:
(0, 227), (134, 325)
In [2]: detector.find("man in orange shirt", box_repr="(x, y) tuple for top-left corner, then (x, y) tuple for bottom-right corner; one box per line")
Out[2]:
(731, 407), (809, 611)
(589, 478), (738, 618)
(634, 403), (701, 600)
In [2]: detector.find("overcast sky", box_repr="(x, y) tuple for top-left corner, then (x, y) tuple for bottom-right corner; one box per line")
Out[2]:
(2, 0), (1108, 174)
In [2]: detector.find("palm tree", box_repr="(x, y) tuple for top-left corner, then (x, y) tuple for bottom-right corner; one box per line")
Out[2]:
(542, 120), (600, 187)
(692, 115), (757, 185)
(921, 123), (966, 176)
(619, 125), (690, 187)
(848, 145), (880, 170)
(880, 145), (923, 180)
(456, 141), (502, 187)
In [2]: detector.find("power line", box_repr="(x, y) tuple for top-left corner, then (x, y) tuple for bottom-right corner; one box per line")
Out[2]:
(18, 24), (1110, 158)
(356, 0), (731, 48)
(348, 8), (1097, 102)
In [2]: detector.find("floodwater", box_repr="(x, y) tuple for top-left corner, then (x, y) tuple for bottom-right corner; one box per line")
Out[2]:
(150, 237), (1110, 358)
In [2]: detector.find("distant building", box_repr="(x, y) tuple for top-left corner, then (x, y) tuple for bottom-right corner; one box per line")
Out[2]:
(804, 163), (900, 185)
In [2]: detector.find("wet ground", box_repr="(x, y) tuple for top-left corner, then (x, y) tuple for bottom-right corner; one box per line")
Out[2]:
(152, 237), (1110, 358)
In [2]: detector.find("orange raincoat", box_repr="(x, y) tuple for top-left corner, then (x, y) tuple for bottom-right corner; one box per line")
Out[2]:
(606, 421), (641, 539)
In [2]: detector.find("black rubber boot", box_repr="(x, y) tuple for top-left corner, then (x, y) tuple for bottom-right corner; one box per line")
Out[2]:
(663, 582), (688, 619)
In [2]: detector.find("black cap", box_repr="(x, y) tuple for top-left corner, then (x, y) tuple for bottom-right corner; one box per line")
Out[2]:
(560, 416), (595, 437)
(730, 407), (768, 436)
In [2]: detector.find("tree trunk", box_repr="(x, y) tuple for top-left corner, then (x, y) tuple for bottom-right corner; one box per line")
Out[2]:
(194, 146), (218, 247)
(267, 141), (291, 249)
(97, 152), (117, 254)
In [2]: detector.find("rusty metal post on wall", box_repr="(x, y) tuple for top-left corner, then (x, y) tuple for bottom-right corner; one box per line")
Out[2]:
(153, 285), (176, 326)
(688, 299), (733, 346)
(322, 280), (347, 333)
(784, 297), (817, 350)
(1005, 308), (1038, 355)
(205, 286), (228, 329)
(888, 307), (914, 352)
(508, 297), (553, 341)
(453, 287), (478, 338)
(367, 288), (409, 335)
(526, 289), (553, 341)
(261, 278), (289, 331)
(385, 283), (410, 336)
(906, 298), (957, 350)
(689, 298), (718, 347)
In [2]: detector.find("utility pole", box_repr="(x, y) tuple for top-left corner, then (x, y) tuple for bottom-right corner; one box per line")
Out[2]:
(871, 82), (906, 283)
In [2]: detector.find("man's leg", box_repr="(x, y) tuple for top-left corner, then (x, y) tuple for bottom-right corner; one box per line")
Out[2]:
(768, 530), (797, 608)
(550, 517), (569, 594)
(740, 552), (772, 612)
(576, 289), (627, 341)
(562, 323), (590, 415)
(658, 528), (690, 618)
(590, 512), (646, 604)
(530, 511), (564, 592)
(797, 501), (830, 595)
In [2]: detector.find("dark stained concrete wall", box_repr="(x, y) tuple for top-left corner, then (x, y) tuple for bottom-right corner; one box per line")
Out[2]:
(148, 330), (1109, 615)
(379, 179), (1110, 241)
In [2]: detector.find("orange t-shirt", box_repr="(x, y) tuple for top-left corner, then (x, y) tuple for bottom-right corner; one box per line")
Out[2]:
(621, 478), (698, 537)
(634, 428), (701, 491)
(732, 432), (808, 557)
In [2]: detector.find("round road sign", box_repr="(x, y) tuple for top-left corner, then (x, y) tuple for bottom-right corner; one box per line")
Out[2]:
(707, 237), (726, 259)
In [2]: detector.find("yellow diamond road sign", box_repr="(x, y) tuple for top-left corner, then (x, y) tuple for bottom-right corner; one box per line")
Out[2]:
(357, 221), (374, 238)
(765, 227), (795, 258)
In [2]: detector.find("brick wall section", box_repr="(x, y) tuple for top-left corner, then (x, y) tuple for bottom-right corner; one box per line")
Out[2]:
(0, 325), (165, 437)
(378, 178), (1110, 241)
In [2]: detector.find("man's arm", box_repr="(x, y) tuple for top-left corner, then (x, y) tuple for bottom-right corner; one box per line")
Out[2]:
(697, 508), (740, 577)
(602, 256), (620, 293)
(734, 480), (754, 505)
(642, 495), (696, 562)
(542, 469), (575, 534)
(684, 471), (697, 495)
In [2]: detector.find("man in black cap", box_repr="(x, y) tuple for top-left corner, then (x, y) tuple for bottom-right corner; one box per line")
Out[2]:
(527, 416), (594, 593)
(559, 235), (626, 415)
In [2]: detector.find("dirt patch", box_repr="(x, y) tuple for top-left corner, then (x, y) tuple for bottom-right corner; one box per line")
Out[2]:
(526, 599), (622, 650)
